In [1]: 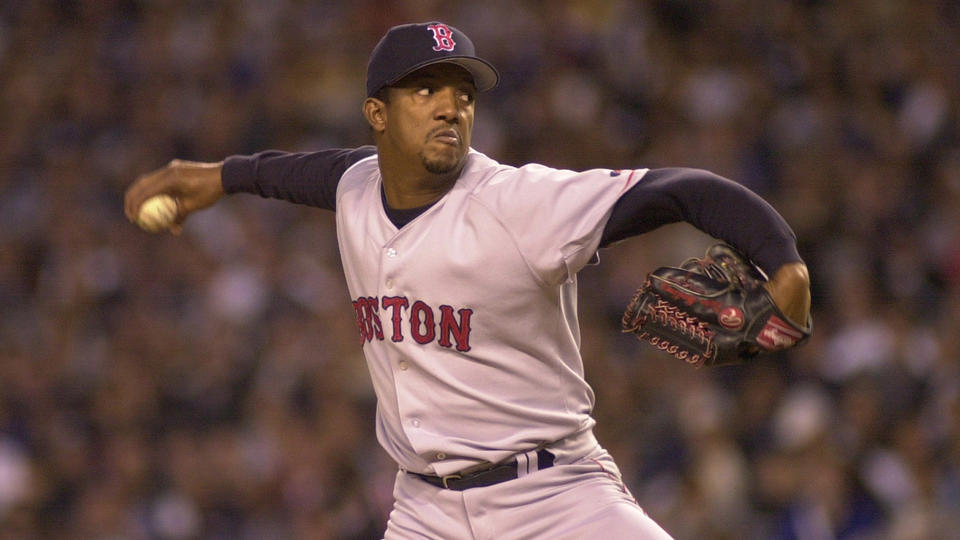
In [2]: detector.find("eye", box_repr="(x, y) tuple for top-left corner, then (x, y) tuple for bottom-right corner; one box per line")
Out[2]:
(416, 87), (433, 96)
(459, 91), (475, 104)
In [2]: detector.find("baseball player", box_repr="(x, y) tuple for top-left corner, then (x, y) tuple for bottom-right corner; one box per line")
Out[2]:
(125, 22), (811, 539)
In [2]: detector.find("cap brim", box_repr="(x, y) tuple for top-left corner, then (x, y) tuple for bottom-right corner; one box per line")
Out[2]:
(386, 56), (500, 93)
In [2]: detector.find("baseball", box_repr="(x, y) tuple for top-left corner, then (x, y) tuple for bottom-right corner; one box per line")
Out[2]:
(136, 194), (178, 232)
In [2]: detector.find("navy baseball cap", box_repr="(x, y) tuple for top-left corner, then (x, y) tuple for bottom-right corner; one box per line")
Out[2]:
(366, 22), (499, 98)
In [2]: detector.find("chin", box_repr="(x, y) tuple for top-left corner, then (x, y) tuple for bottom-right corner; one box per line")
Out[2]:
(421, 150), (465, 175)
(423, 160), (458, 175)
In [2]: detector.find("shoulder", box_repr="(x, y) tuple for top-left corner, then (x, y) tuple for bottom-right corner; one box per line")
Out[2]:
(340, 146), (378, 177)
(460, 151), (564, 193)
(466, 152), (635, 200)
(341, 148), (379, 182)
(344, 145), (377, 166)
(459, 150), (515, 186)
(337, 149), (380, 199)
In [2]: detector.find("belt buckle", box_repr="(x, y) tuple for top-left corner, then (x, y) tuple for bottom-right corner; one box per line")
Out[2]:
(441, 473), (462, 489)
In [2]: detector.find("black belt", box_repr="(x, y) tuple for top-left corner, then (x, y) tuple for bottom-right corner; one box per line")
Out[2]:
(409, 449), (555, 491)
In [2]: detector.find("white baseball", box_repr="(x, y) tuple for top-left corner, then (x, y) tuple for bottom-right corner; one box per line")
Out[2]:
(136, 194), (178, 232)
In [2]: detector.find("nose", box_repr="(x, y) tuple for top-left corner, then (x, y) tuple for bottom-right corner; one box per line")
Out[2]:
(434, 86), (462, 123)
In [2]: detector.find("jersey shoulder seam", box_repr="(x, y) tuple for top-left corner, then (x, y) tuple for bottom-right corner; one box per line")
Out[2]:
(337, 152), (380, 203)
(466, 193), (553, 289)
(459, 154), (550, 286)
(342, 150), (378, 178)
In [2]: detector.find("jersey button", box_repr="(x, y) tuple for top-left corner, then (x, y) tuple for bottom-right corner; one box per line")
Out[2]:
(398, 360), (409, 371)
(411, 418), (421, 428)
(436, 452), (446, 460)
(386, 248), (397, 258)
(386, 279), (394, 289)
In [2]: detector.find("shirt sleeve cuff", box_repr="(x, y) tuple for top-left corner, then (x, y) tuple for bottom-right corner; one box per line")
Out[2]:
(221, 155), (257, 194)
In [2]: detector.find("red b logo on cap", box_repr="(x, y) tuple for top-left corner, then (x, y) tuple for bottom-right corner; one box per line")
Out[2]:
(427, 23), (456, 51)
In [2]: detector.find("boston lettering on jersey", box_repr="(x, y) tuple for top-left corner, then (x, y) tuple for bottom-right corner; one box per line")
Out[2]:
(352, 296), (473, 352)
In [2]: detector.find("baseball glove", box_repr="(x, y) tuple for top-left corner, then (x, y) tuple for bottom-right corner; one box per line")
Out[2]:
(621, 243), (811, 367)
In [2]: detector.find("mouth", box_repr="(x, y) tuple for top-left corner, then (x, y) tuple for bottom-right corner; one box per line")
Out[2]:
(429, 128), (461, 146)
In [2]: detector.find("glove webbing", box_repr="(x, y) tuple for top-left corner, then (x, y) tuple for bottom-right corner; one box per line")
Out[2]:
(624, 287), (718, 367)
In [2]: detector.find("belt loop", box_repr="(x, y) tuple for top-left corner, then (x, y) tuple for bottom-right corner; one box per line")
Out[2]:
(515, 447), (551, 479)
(406, 446), (559, 490)
(516, 451), (530, 479)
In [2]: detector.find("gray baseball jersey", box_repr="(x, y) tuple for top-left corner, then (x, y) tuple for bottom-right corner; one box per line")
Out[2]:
(337, 149), (646, 477)
(221, 141), (801, 538)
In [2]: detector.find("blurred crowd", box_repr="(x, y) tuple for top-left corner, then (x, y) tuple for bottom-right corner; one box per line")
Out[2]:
(1, 0), (959, 538)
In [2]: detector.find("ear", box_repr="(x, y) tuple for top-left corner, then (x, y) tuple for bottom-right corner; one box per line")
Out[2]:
(363, 97), (387, 133)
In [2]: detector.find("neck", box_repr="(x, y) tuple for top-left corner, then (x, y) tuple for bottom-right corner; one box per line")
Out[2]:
(378, 154), (465, 210)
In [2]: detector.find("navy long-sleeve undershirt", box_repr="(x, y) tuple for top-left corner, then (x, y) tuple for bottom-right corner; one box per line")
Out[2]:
(601, 167), (801, 274)
(222, 148), (801, 275)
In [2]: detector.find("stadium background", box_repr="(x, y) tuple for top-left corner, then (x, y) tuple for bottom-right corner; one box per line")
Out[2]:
(1, 1), (958, 538)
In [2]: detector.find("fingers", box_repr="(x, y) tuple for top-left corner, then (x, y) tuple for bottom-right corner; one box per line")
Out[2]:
(125, 159), (224, 233)
(124, 163), (175, 222)
(170, 196), (185, 234)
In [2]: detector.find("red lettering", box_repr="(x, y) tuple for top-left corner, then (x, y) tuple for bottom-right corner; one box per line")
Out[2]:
(410, 300), (436, 344)
(352, 295), (473, 350)
(427, 23), (456, 52)
(352, 299), (369, 342)
(382, 296), (409, 342)
(438, 305), (472, 352)
(353, 297), (382, 342)
(363, 296), (384, 341)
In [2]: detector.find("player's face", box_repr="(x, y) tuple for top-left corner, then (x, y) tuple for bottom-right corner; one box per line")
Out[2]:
(383, 64), (476, 175)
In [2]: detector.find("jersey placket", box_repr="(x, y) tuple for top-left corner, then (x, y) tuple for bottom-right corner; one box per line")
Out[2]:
(378, 236), (428, 450)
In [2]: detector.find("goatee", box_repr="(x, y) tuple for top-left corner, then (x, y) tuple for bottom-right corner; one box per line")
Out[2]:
(420, 153), (460, 175)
